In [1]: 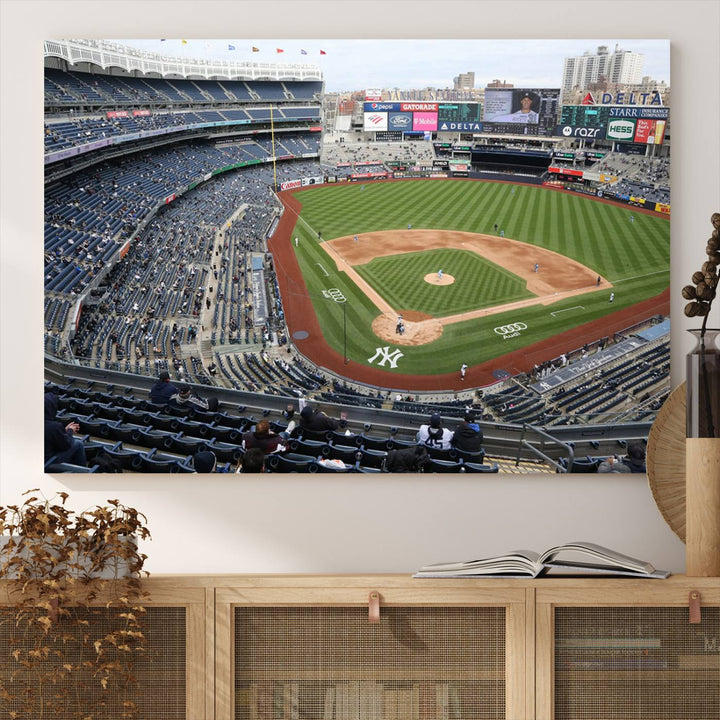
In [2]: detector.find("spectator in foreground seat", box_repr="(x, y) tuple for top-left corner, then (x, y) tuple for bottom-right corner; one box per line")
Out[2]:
(169, 383), (219, 412)
(416, 412), (453, 450)
(238, 447), (266, 473)
(149, 370), (178, 405)
(44, 392), (87, 467)
(242, 419), (293, 454)
(298, 405), (347, 432)
(193, 450), (217, 473)
(451, 411), (484, 453)
(597, 442), (646, 474)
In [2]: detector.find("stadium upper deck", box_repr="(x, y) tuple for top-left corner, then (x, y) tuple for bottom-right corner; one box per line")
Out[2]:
(44, 39), (323, 82)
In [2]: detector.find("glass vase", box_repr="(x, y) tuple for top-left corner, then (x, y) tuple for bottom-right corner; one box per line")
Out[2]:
(686, 328), (720, 438)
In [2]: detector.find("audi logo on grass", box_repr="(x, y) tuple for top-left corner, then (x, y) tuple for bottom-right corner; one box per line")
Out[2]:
(494, 322), (527, 339)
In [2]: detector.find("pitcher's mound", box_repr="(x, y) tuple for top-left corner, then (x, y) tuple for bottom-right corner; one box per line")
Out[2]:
(372, 310), (443, 346)
(424, 272), (455, 285)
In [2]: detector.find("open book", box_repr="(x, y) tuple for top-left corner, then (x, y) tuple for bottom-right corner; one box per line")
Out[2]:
(414, 541), (670, 579)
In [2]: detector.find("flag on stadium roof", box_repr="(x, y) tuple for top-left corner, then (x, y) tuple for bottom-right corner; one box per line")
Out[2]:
(160, 39), (166, 42)
(301, 49), (307, 55)
(181, 39), (188, 45)
(228, 44), (236, 50)
(251, 46), (259, 52)
(320, 50), (327, 55)
(276, 48), (284, 53)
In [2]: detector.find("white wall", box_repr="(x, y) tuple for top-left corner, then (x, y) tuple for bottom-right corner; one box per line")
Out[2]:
(1, 0), (718, 575)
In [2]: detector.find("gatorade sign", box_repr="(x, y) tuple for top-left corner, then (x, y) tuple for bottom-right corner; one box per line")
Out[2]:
(607, 119), (636, 141)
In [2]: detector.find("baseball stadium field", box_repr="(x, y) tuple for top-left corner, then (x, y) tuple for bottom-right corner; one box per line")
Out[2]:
(269, 178), (670, 390)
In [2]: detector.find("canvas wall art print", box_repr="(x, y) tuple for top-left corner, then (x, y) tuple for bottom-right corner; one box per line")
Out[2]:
(43, 38), (671, 475)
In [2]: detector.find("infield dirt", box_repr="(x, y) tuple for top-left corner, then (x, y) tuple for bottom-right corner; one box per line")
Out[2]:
(323, 229), (611, 346)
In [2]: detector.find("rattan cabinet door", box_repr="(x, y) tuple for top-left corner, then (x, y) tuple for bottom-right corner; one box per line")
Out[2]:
(216, 578), (530, 720)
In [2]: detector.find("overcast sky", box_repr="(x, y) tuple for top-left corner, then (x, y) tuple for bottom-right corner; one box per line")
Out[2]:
(115, 38), (670, 92)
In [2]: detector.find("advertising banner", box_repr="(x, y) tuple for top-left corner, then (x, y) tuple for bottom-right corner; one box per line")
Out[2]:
(365, 89), (382, 101)
(633, 118), (656, 144)
(555, 125), (606, 139)
(653, 120), (667, 144)
(606, 118), (637, 142)
(632, 119), (666, 145)
(364, 112), (388, 131)
(280, 179), (302, 190)
(608, 106), (669, 119)
(548, 166), (584, 178)
(388, 112), (413, 131)
(364, 102), (401, 112)
(301, 177), (324, 186)
(412, 112), (438, 132)
(400, 102), (438, 112)
(106, 110), (129, 118)
(437, 120), (483, 132)
(656, 203), (671, 214)
(133, 109), (151, 117)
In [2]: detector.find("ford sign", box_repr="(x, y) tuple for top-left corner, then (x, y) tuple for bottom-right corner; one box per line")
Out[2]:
(389, 114), (412, 128)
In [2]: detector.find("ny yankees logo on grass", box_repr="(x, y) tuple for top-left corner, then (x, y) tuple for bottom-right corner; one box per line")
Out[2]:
(368, 346), (404, 368)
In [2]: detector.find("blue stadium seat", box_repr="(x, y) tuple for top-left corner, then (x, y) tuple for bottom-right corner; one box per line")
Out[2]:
(357, 434), (392, 451)
(326, 444), (361, 464)
(569, 457), (601, 473)
(356, 448), (388, 470)
(451, 448), (486, 464)
(45, 460), (99, 474)
(265, 453), (318, 473)
(461, 462), (500, 473)
(422, 458), (464, 473)
(205, 440), (244, 465)
(130, 450), (194, 473)
(287, 438), (327, 456)
(298, 428), (333, 443)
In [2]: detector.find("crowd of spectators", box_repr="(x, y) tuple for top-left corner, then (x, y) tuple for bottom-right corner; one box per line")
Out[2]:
(588, 152), (670, 204)
(321, 139), (436, 172)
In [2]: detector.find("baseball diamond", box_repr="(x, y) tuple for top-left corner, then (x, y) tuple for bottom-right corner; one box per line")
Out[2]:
(269, 178), (670, 391)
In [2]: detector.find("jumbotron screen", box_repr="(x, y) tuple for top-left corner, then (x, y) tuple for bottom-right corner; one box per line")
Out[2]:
(481, 88), (560, 136)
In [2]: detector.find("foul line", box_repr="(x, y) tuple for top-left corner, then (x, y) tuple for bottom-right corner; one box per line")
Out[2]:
(316, 263), (329, 277)
(551, 305), (585, 317)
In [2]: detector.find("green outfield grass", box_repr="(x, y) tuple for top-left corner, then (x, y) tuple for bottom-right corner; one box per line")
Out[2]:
(288, 179), (670, 376)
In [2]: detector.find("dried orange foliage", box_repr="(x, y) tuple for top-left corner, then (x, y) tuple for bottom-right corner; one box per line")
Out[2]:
(0, 492), (151, 719)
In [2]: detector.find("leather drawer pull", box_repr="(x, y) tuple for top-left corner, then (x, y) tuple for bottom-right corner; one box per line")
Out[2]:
(368, 591), (380, 623)
(689, 590), (702, 624)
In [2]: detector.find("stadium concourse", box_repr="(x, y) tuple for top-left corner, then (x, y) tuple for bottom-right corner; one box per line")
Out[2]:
(43, 40), (670, 472)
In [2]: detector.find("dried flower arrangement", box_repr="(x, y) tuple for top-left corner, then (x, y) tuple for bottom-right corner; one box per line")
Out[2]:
(682, 212), (719, 329)
(682, 212), (720, 439)
(0, 491), (151, 719)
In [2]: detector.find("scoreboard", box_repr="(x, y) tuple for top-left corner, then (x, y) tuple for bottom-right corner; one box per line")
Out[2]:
(556, 105), (669, 143)
(560, 105), (611, 129)
(437, 103), (482, 123)
(481, 88), (560, 136)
